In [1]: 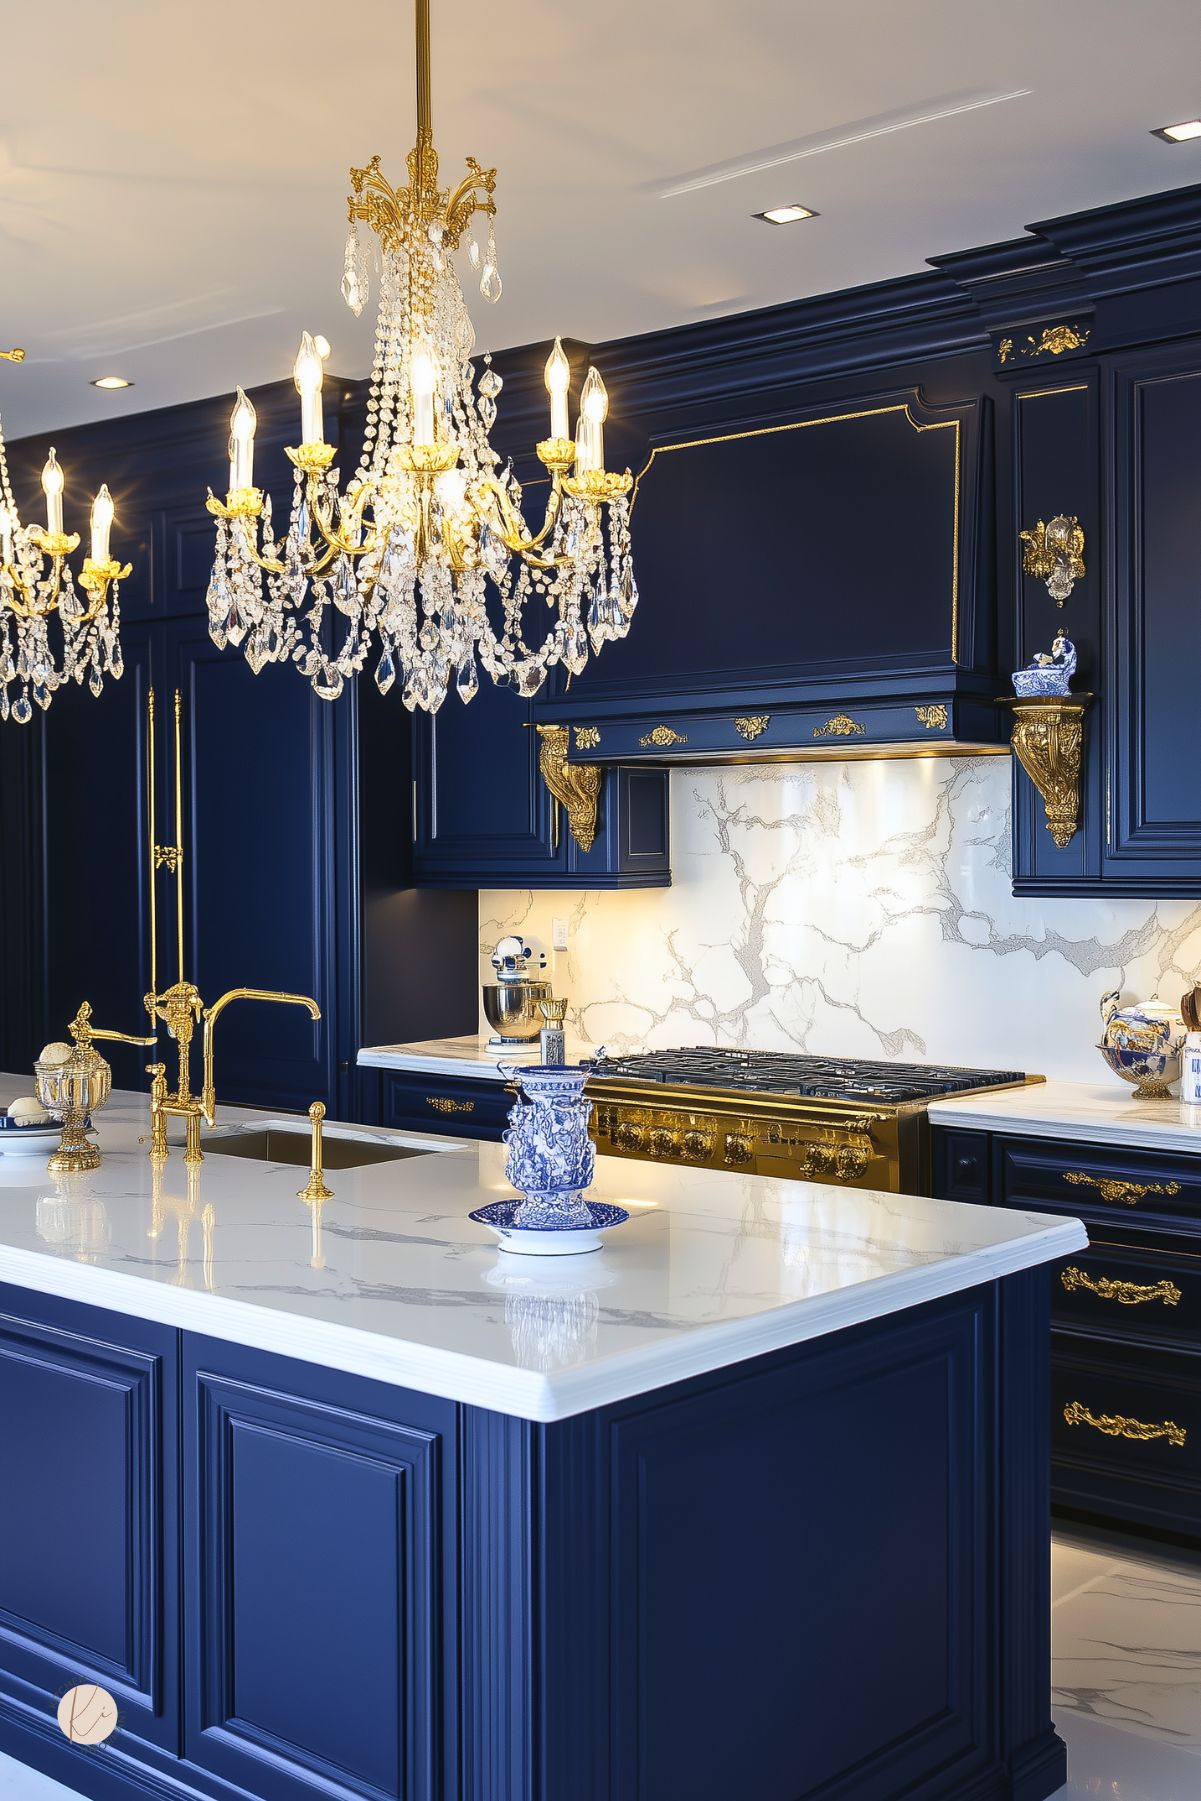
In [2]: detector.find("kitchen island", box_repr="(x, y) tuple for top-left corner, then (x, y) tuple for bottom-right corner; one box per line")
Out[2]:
(0, 1080), (1085, 1801)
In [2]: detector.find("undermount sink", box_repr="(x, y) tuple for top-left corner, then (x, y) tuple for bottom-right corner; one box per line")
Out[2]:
(205, 1126), (440, 1171)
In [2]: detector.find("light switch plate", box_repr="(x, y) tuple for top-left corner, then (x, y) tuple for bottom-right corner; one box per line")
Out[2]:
(552, 916), (569, 951)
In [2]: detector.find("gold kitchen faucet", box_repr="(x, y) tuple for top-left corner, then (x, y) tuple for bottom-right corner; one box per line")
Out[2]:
(145, 982), (321, 1166)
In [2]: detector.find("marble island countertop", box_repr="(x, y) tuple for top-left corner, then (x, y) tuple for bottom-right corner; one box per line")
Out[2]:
(929, 1076), (1201, 1154)
(0, 1077), (1084, 1422)
(357, 1034), (601, 1080)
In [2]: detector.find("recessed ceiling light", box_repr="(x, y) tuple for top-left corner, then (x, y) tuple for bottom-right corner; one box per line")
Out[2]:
(91, 375), (134, 390)
(1152, 119), (1201, 143)
(755, 204), (818, 226)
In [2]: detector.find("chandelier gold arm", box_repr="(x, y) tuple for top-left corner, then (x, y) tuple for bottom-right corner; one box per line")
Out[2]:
(0, 348), (24, 362)
(0, 540), (123, 624)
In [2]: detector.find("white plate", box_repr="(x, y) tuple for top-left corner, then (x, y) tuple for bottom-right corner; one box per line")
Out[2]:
(0, 1126), (69, 1156)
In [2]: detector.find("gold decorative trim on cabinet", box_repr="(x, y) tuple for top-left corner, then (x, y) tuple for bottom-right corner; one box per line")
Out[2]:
(574, 726), (601, 750)
(914, 705), (948, 730)
(733, 715), (770, 742)
(1060, 1265), (1182, 1307)
(535, 725), (602, 853)
(1062, 1169), (1181, 1207)
(813, 714), (865, 739)
(426, 1095), (475, 1115)
(639, 725), (688, 748)
(998, 694), (1092, 850)
(1063, 1401), (1187, 1448)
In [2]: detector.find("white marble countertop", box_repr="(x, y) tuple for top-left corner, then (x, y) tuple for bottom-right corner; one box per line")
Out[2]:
(929, 1077), (1201, 1155)
(357, 1034), (600, 1080)
(0, 1077), (1084, 1423)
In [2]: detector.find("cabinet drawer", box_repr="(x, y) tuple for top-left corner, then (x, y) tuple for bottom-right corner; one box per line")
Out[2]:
(996, 1135), (1201, 1236)
(1054, 1240), (1201, 1348)
(381, 1071), (510, 1140)
(1051, 1334), (1201, 1538)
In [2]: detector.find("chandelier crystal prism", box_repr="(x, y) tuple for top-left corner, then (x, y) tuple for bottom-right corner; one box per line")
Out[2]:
(206, 0), (638, 710)
(0, 348), (130, 724)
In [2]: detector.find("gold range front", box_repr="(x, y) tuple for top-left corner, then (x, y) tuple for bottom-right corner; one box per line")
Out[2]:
(586, 1075), (1042, 1194)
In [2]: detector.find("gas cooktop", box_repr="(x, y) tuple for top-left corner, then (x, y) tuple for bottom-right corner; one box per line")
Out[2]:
(589, 1048), (1026, 1106)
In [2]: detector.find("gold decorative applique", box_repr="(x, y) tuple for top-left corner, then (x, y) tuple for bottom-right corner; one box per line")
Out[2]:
(1063, 1401), (1186, 1447)
(1022, 324), (1091, 360)
(1060, 1265), (1182, 1307)
(639, 725), (688, 748)
(535, 724), (602, 852)
(813, 714), (865, 739)
(426, 1095), (475, 1115)
(733, 715), (770, 741)
(915, 705), (948, 730)
(1004, 697), (1092, 849)
(998, 337), (1014, 364)
(574, 725), (601, 750)
(1062, 1169), (1181, 1207)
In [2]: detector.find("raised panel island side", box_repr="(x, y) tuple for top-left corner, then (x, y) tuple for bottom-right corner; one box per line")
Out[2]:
(0, 1082), (1085, 1801)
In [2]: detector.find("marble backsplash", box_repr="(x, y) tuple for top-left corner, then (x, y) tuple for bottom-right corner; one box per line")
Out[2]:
(480, 755), (1201, 1085)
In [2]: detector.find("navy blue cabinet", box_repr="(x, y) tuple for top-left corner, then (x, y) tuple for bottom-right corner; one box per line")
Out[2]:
(1008, 337), (1201, 894)
(932, 1122), (1201, 1542)
(0, 1284), (179, 1756)
(379, 1068), (510, 1139)
(183, 1336), (456, 1801)
(412, 678), (670, 888)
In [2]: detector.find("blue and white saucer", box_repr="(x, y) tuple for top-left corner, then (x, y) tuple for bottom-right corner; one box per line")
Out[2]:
(469, 1198), (629, 1256)
(0, 1116), (88, 1157)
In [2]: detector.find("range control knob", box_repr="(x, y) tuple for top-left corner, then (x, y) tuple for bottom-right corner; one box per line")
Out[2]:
(683, 1129), (714, 1160)
(724, 1132), (754, 1166)
(649, 1126), (681, 1159)
(614, 1122), (646, 1154)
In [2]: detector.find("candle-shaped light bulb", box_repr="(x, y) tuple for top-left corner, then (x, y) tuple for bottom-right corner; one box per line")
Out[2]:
(89, 485), (115, 564)
(544, 336), (571, 441)
(229, 388), (256, 491)
(41, 448), (64, 536)
(410, 344), (438, 444)
(293, 332), (324, 446)
(576, 367), (609, 473)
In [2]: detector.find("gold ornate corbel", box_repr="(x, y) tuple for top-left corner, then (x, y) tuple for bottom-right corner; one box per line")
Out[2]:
(999, 694), (1092, 849)
(535, 724), (601, 853)
(733, 714), (770, 742)
(1021, 515), (1086, 606)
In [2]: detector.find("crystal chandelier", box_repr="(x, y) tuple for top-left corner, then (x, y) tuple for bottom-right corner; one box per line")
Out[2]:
(0, 349), (130, 723)
(206, 0), (638, 710)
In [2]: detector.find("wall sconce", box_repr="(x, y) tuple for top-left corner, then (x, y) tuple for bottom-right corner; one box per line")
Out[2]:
(1020, 515), (1086, 606)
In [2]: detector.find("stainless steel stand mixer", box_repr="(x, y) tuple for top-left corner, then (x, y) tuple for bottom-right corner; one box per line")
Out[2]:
(482, 935), (552, 1048)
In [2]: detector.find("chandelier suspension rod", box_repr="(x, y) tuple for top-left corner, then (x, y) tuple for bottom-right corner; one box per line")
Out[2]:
(415, 0), (432, 142)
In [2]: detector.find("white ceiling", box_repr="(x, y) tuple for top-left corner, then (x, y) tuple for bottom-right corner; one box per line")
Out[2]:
(3, 0), (1201, 440)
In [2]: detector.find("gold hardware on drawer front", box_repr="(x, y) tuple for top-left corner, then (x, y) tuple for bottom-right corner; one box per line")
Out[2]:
(1062, 1170), (1183, 1207)
(1060, 1265), (1182, 1307)
(425, 1096), (475, 1115)
(1063, 1400), (1187, 1447)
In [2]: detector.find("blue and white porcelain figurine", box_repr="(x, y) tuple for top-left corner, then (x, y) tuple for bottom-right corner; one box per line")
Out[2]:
(469, 1056), (629, 1254)
(1012, 632), (1077, 698)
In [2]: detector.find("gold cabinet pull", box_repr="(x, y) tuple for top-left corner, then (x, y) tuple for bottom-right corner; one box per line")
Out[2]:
(1063, 1400), (1187, 1447)
(425, 1095), (475, 1115)
(1060, 1265), (1182, 1307)
(1062, 1170), (1182, 1207)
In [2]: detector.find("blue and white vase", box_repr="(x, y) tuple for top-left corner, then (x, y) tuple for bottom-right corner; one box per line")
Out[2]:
(499, 1060), (599, 1230)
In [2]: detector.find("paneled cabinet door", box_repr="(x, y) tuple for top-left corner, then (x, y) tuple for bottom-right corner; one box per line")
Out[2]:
(182, 1337), (456, 1801)
(412, 677), (561, 884)
(0, 1286), (179, 1753)
(164, 618), (339, 1111)
(1106, 343), (1201, 890)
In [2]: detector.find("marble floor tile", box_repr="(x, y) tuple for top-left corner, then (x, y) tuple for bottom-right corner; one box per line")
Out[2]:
(1051, 1533), (1201, 1800)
